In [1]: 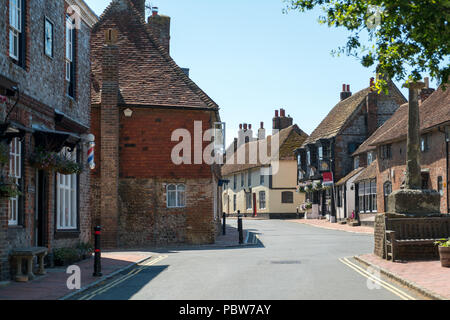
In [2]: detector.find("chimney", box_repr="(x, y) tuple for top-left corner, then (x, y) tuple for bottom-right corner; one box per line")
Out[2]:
(258, 122), (266, 140)
(147, 7), (171, 54)
(233, 138), (238, 152)
(419, 77), (435, 103)
(273, 108), (293, 131)
(340, 84), (352, 100)
(99, 29), (120, 247)
(370, 77), (375, 91)
(130, 0), (146, 18)
(238, 124), (244, 147)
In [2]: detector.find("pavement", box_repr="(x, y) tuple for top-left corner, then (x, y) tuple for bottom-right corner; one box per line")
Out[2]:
(289, 218), (374, 234)
(0, 223), (253, 300)
(355, 253), (450, 300)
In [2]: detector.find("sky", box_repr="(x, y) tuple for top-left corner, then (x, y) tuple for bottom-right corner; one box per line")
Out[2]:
(84, 0), (438, 147)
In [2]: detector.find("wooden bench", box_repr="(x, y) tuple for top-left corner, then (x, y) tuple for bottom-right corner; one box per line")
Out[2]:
(10, 247), (48, 282)
(385, 217), (450, 262)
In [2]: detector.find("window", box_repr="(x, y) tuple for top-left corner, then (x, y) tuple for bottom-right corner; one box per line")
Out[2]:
(8, 138), (22, 226)
(358, 180), (377, 213)
(438, 176), (443, 196)
(44, 18), (53, 57)
(380, 144), (392, 160)
(247, 171), (251, 186)
(336, 186), (342, 207)
(65, 15), (76, 97)
(167, 184), (186, 208)
(306, 150), (311, 165)
(56, 147), (78, 230)
(259, 191), (266, 209)
(367, 152), (374, 165)
(354, 156), (360, 169)
(9, 0), (23, 62)
(282, 191), (294, 204)
(260, 172), (265, 185)
(233, 175), (236, 190)
(420, 134), (430, 152)
(240, 173), (244, 187)
(246, 193), (252, 209)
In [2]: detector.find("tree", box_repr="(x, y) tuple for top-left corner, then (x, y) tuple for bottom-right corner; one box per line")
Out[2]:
(284, 0), (450, 91)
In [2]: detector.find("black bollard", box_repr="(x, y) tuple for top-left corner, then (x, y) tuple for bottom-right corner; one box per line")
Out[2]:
(93, 226), (102, 277)
(222, 212), (226, 235)
(238, 213), (243, 244)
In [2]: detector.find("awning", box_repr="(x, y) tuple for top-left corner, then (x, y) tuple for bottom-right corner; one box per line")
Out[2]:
(32, 124), (81, 152)
(0, 121), (32, 144)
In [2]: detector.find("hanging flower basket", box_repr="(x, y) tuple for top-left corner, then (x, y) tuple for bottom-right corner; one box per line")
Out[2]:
(0, 178), (21, 198)
(55, 155), (83, 175)
(305, 184), (313, 193)
(29, 147), (58, 170)
(313, 182), (323, 191)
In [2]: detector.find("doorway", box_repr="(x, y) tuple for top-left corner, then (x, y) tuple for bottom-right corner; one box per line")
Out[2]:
(35, 170), (48, 247)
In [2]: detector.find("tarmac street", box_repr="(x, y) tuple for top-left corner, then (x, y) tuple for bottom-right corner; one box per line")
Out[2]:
(73, 219), (423, 300)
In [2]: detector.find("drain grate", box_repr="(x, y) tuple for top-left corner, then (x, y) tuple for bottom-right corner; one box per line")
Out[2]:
(270, 260), (301, 265)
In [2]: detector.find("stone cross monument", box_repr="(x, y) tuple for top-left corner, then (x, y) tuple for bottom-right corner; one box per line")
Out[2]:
(387, 81), (440, 216)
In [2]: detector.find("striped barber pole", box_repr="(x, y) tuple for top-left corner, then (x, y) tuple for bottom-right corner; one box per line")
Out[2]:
(88, 141), (95, 170)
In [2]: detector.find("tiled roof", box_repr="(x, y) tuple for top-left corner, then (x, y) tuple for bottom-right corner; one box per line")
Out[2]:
(369, 86), (450, 146)
(354, 160), (378, 183)
(335, 167), (365, 186)
(302, 87), (371, 146)
(352, 103), (409, 156)
(91, 0), (219, 111)
(221, 125), (308, 176)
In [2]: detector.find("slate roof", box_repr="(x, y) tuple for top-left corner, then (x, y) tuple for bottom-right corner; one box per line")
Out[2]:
(368, 85), (450, 147)
(91, 0), (219, 111)
(221, 125), (308, 176)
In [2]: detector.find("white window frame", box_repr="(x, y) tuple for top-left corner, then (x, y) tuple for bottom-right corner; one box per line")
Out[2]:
(65, 15), (73, 82)
(56, 147), (78, 230)
(259, 191), (266, 209)
(8, 138), (21, 226)
(9, 0), (22, 60)
(44, 17), (54, 58)
(167, 184), (186, 208)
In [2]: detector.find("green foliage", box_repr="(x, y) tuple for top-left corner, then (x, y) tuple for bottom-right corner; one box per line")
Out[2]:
(29, 147), (58, 170)
(434, 238), (450, 248)
(55, 156), (83, 175)
(0, 177), (22, 198)
(53, 247), (82, 266)
(284, 0), (450, 91)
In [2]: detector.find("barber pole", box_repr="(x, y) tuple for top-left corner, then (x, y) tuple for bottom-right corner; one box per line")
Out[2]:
(86, 134), (95, 170)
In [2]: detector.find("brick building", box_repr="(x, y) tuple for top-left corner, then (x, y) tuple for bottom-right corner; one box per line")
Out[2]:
(353, 82), (450, 215)
(0, 0), (97, 281)
(295, 78), (406, 221)
(90, 0), (222, 247)
(221, 110), (308, 219)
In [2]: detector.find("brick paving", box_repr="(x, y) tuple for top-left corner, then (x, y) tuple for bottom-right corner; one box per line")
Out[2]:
(290, 218), (374, 234)
(358, 253), (450, 300)
(0, 251), (152, 300)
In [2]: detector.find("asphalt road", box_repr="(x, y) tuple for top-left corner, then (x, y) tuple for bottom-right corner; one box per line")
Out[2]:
(76, 219), (423, 300)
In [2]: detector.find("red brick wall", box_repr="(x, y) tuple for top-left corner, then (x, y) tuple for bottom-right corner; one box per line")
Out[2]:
(377, 129), (448, 213)
(119, 108), (213, 179)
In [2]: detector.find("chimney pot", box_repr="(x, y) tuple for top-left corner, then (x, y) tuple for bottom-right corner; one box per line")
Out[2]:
(275, 110), (279, 117)
(152, 6), (159, 16)
(239, 124), (243, 130)
(260, 122), (264, 129)
(243, 123), (248, 131)
(347, 85), (350, 92)
(249, 124), (252, 130)
(424, 77), (430, 89)
(342, 84), (346, 92)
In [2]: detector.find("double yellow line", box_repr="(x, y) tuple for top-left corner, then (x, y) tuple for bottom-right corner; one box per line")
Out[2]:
(339, 257), (416, 300)
(79, 255), (168, 300)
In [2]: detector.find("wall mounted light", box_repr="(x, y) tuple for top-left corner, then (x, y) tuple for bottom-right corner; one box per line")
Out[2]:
(124, 108), (133, 117)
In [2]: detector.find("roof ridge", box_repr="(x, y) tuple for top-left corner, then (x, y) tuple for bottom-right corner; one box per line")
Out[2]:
(94, 0), (220, 113)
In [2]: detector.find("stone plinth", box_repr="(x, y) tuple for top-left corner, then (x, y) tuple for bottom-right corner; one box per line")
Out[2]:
(388, 189), (441, 216)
